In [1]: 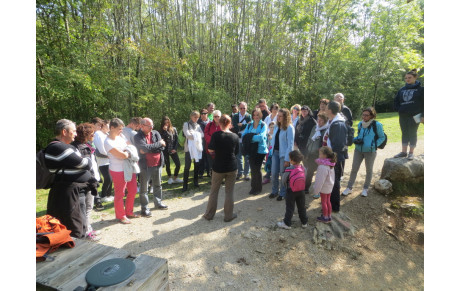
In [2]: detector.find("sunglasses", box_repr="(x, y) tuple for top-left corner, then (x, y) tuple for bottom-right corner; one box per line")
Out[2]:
(294, 107), (300, 111)
(201, 112), (207, 115)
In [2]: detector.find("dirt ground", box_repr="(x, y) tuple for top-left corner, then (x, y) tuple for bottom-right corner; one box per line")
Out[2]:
(91, 139), (424, 291)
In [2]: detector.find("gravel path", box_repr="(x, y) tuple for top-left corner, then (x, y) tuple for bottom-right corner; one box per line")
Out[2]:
(92, 139), (424, 290)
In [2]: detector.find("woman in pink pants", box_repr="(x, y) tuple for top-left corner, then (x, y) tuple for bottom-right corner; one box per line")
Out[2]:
(104, 118), (139, 224)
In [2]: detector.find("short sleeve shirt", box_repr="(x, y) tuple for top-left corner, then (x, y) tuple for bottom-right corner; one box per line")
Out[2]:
(104, 135), (127, 172)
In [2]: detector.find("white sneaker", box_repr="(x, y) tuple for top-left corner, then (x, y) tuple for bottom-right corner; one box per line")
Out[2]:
(341, 188), (352, 196)
(174, 178), (183, 183)
(302, 223), (308, 228)
(168, 178), (174, 185)
(361, 189), (368, 197)
(407, 153), (414, 160)
(277, 221), (291, 230)
(101, 196), (114, 202)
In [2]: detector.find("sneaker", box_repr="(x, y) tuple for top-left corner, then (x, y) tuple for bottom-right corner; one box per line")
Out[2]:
(316, 215), (331, 223)
(174, 178), (183, 183)
(407, 153), (414, 160)
(168, 178), (174, 185)
(341, 188), (352, 196)
(276, 196), (284, 201)
(268, 193), (278, 199)
(101, 196), (114, 202)
(86, 232), (101, 241)
(393, 152), (407, 158)
(262, 178), (271, 184)
(361, 189), (368, 197)
(141, 210), (152, 217)
(302, 223), (308, 228)
(94, 202), (104, 210)
(277, 221), (291, 230)
(88, 230), (102, 236)
(244, 175), (250, 181)
(312, 194), (320, 199)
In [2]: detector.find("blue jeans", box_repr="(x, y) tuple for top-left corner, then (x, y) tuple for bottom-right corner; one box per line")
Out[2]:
(237, 142), (250, 176)
(271, 150), (287, 197)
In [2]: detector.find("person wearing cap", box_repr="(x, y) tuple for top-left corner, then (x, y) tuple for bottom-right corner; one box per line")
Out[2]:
(197, 108), (210, 177)
(258, 99), (270, 120)
(334, 93), (353, 127)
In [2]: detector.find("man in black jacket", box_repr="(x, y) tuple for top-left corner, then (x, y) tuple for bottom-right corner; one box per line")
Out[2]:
(45, 119), (93, 238)
(231, 102), (252, 180)
(134, 118), (168, 217)
(324, 102), (348, 212)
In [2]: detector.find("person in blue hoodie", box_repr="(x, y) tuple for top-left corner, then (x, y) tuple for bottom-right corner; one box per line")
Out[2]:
(242, 108), (269, 195)
(393, 69), (424, 160)
(341, 107), (386, 198)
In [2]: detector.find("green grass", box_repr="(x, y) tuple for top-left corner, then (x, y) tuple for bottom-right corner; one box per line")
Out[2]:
(36, 112), (424, 215)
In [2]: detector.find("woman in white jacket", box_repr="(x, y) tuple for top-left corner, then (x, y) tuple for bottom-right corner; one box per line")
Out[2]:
(182, 111), (204, 192)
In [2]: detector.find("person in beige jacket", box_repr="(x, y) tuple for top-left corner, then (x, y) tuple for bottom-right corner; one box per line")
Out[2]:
(312, 146), (337, 223)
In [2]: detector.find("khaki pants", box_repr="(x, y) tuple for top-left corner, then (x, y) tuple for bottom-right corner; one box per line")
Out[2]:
(203, 170), (237, 220)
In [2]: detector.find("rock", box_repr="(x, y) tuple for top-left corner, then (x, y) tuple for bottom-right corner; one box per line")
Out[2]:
(213, 266), (219, 274)
(290, 233), (297, 238)
(374, 179), (393, 195)
(257, 207), (263, 211)
(232, 271), (239, 276)
(385, 208), (396, 215)
(219, 282), (226, 288)
(380, 155), (424, 184)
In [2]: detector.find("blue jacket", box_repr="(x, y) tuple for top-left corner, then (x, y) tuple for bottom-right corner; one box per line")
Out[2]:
(241, 121), (269, 155)
(272, 124), (295, 162)
(354, 121), (385, 153)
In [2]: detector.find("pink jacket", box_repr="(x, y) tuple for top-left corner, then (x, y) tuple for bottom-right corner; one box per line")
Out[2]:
(313, 159), (335, 195)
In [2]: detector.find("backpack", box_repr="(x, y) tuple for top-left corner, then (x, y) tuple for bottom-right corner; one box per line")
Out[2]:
(36, 215), (75, 262)
(345, 123), (355, 146)
(357, 121), (387, 150)
(36, 141), (63, 189)
(285, 166), (306, 192)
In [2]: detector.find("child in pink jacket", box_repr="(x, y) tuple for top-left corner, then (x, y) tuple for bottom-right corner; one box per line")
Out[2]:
(313, 146), (337, 223)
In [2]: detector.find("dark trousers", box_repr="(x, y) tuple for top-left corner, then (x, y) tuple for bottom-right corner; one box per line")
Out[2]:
(399, 113), (420, 147)
(304, 155), (318, 191)
(206, 152), (214, 176)
(249, 153), (265, 192)
(164, 151), (181, 177)
(283, 189), (308, 226)
(47, 181), (87, 238)
(98, 165), (113, 198)
(184, 152), (199, 187)
(331, 161), (344, 212)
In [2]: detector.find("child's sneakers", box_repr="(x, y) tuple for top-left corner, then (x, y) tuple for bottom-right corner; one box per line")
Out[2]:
(301, 223), (308, 228)
(312, 193), (320, 199)
(341, 188), (352, 196)
(316, 215), (331, 223)
(361, 189), (368, 197)
(276, 221), (291, 230)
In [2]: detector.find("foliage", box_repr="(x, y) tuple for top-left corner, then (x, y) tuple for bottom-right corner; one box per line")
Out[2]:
(36, 0), (424, 151)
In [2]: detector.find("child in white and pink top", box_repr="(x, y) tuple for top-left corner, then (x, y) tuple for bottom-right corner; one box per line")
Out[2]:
(313, 146), (337, 223)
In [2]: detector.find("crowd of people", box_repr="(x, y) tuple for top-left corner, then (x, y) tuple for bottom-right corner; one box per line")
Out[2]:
(42, 69), (424, 240)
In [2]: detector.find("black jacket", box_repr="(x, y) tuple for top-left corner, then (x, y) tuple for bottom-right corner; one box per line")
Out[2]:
(134, 130), (165, 169)
(295, 116), (317, 151)
(329, 120), (349, 161)
(394, 80), (424, 117)
(241, 133), (258, 157)
(341, 105), (353, 127)
(159, 128), (178, 154)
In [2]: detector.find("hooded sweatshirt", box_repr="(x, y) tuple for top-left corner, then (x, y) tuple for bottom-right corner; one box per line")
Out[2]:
(394, 80), (424, 118)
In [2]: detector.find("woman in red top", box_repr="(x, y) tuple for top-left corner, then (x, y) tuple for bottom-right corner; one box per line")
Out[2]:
(204, 110), (222, 176)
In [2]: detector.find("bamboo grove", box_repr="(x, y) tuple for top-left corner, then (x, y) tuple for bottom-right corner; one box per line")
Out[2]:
(36, 0), (424, 150)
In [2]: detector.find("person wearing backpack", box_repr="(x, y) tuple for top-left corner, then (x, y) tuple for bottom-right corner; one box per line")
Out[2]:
(276, 150), (308, 229)
(323, 101), (348, 212)
(342, 107), (386, 197)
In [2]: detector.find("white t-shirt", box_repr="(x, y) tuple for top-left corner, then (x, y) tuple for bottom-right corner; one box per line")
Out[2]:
(264, 114), (278, 127)
(104, 135), (128, 172)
